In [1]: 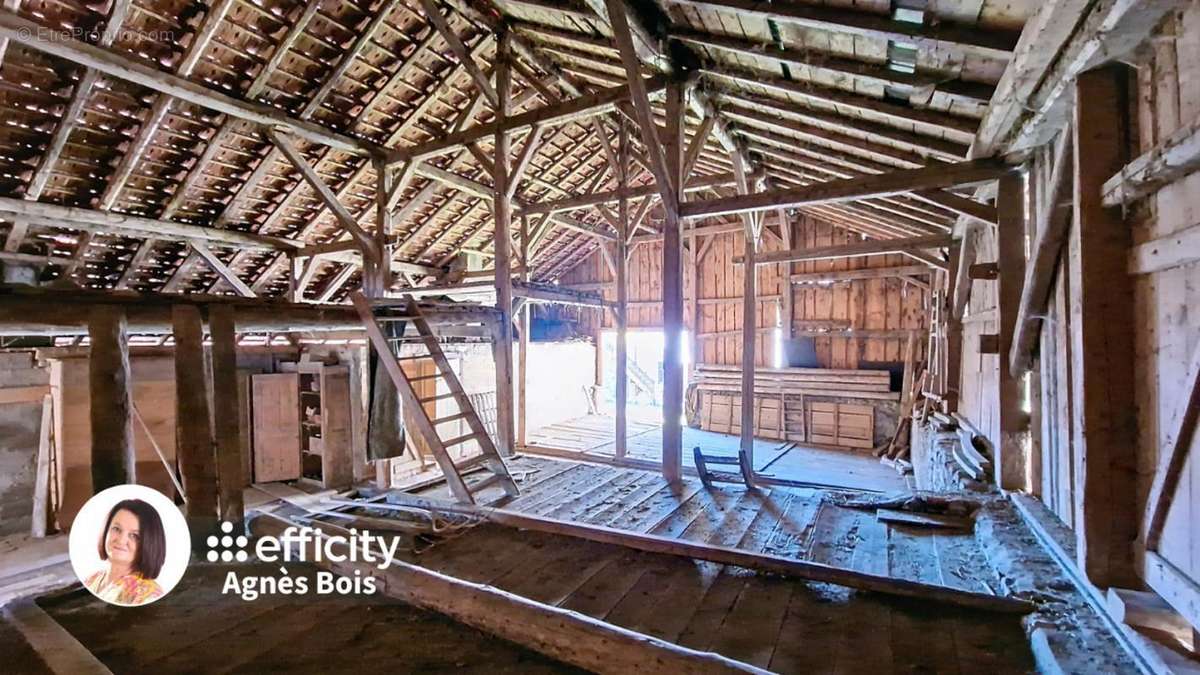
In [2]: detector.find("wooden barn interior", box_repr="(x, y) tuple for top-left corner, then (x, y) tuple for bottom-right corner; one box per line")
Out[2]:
(0, 0), (1199, 672)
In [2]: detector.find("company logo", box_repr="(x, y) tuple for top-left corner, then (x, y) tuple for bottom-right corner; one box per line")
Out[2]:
(217, 524), (398, 601)
(206, 522), (249, 563)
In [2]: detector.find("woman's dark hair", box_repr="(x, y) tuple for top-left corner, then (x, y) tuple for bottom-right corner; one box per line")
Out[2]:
(98, 499), (166, 579)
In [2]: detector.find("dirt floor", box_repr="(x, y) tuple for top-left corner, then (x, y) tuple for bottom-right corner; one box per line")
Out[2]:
(31, 563), (581, 674)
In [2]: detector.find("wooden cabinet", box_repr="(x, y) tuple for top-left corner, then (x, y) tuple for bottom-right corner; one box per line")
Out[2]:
(251, 363), (352, 488)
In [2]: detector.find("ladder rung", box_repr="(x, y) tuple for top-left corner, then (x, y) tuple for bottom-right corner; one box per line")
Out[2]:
(410, 373), (443, 382)
(442, 432), (478, 448)
(396, 354), (431, 362)
(700, 455), (741, 465)
(455, 454), (490, 471)
(433, 411), (471, 426)
(469, 472), (507, 493)
(418, 392), (457, 404)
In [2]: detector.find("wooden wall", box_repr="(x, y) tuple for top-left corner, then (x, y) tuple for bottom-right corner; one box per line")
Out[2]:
(555, 213), (928, 370)
(1129, 7), (1200, 595)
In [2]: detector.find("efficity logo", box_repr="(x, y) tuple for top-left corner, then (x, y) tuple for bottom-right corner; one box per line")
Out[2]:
(212, 523), (401, 601)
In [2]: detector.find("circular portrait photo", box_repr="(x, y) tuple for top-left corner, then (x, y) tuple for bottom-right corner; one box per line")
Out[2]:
(69, 484), (191, 607)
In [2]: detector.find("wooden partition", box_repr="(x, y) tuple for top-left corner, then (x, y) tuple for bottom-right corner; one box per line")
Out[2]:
(556, 213), (929, 370)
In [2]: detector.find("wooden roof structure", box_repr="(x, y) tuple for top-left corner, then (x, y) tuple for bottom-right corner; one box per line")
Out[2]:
(0, 0), (1034, 302)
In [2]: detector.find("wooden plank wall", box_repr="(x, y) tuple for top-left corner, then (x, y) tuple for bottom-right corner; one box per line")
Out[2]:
(1130, 8), (1200, 593)
(959, 224), (1002, 473)
(556, 213), (928, 369)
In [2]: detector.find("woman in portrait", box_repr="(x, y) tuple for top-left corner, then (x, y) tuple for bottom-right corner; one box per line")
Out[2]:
(84, 499), (167, 606)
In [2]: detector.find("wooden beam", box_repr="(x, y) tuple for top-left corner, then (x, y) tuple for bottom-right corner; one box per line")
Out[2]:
(1103, 113), (1200, 207)
(735, 152), (758, 466)
(369, 493), (1036, 613)
(670, 28), (994, 104)
(1010, 129), (1073, 375)
(615, 119), (630, 460)
(995, 172), (1027, 490)
(1143, 339), (1200, 551)
(388, 76), (668, 164)
(0, 197), (298, 251)
(267, 130), (377, 254)
(1006, 0), (1186, 152)
(670, 0), (1018, 56)
(0, 10), (385, 157)
(191, 243), (256, 298)
(418, 0), (498, 107)
(1069, 67), (1138, 588)
(87, 307), (135, 491)
(703, 65), (978, 138)
(790, 264), (932, 284)
(661, 81), (686, 483)
(738, 234), (954, 265)
(1128, 220), (1200, 276)
(172, 305), (218, 549)
(208, 305), (245, 529)
(493, 30), (516, 457)
(251, 512), (770, 675)
(681, 159), (1012, 219)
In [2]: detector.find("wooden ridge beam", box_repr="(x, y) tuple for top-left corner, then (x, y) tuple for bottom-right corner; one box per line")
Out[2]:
(736, 234), (955, 265)
(670, 0), (1018, 56)
(682, 159), (1013, 219)
(0, 10), (387, 158)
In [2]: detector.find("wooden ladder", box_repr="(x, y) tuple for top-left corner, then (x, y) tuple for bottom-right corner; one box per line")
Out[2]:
(351, 293), (520, 504)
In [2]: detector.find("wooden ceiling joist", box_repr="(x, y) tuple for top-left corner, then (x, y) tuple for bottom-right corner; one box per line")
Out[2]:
(682, 158), (1014, 219)
(735, 234), (956, 266)
(669, 0), (1019, 56)
(669, 28), (995, 104)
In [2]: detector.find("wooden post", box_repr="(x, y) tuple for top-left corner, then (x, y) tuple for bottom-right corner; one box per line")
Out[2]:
(942, 244), (963, 413)
(661, 81), (685, 482)
(996, 172), (1028, 490)
(518, 215), (529, 447)
(87, 306), (135, 491)
(735, 155), (758, 464)
(493, 29), (516, 457)
(778, 209), (793, 343)
(368, 156), (393, 297)
(1070, 66), (1138, 587)
(615, 117), (630, 459)
(172, 305), (218, 546)
(209, 305), (245, 528)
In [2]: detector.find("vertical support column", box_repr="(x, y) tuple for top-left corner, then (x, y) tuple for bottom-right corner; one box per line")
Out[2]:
(689, 231), (701, 372)
(661, 81), (685, 482)
(209, 305), (245, 529)
(1071, 66), (1138, 587)
(88, 306), (135, 491)
(289, 254), (303, 303)
(368, 156), (393, 297)
(615, 117), (630, 459)
(778, 209), (794, 344)
(172, 305), (218, 546)
(735, 155), (758, 465)
(492, 29), (516, 457)
(518, 215), (530, 447)
(942, 245), (963, 413)
(996, 172), (1028, 491)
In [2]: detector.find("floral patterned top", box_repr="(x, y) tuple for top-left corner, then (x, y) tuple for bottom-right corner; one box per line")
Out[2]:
(84, 567), (164, 606)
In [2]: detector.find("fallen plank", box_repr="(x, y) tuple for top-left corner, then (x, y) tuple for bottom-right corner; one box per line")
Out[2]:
(876, 508), (973, 530)
(249, 512), (768, 675)
(332, 493), (1035, 614)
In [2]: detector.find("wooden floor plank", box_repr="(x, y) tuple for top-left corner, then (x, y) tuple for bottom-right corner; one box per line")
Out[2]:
(556, 551), (658, 619)
(704, 575), (795, 669)
(538, 469), (641, 521)
(581, 471), (670, 526)
(605, 480), (704, 533)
